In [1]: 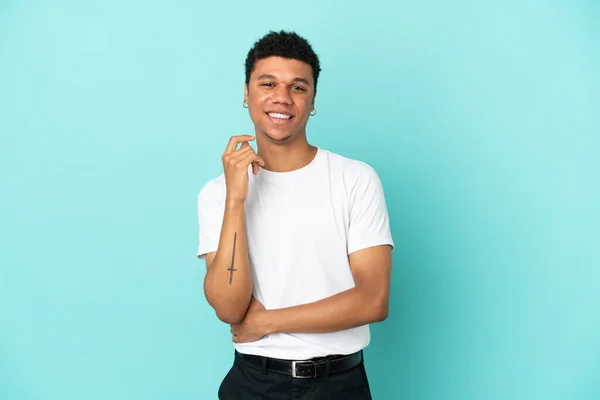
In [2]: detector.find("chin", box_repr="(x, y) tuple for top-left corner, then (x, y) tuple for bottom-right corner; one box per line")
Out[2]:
(261, 129), (295, 142)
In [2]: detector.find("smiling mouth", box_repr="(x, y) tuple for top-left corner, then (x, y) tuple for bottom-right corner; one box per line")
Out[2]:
(267, 112), (293, 120)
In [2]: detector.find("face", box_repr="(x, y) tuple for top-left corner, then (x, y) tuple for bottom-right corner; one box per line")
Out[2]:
(244, 56), (316, 143)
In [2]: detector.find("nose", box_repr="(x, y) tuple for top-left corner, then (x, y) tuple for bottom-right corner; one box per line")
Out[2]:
(271, 84), (293, 105)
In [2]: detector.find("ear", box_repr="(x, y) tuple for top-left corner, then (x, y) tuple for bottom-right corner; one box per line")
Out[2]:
(244, 84), (249, 102)
(312, 89), (317, 107)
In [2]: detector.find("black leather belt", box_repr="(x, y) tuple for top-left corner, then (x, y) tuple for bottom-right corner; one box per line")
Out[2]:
(235, 350), (363, 378)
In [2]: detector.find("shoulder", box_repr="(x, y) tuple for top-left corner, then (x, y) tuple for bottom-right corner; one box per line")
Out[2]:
(319, 148), (381, 185)
(197, 173), (226, 205)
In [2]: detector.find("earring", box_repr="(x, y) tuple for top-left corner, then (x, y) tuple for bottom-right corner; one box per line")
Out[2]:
(310, 108), (316, 116)
(243, 101), (248, 108)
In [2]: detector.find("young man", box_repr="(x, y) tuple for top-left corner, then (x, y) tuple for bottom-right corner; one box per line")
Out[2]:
(196, 30), (394, 399)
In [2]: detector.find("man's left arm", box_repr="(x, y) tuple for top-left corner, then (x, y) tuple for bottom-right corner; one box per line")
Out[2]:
(264, 243), (392, 334)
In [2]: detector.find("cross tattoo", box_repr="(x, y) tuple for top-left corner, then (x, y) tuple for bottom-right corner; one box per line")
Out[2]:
(228, 232), (237, 285)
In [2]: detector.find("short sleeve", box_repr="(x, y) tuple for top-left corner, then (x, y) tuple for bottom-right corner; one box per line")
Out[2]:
(347, 165), (395, 255)
(196, 181), (224, 260)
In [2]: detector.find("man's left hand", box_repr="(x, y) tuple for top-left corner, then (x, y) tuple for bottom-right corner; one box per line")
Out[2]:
(230, 297), (269, 343)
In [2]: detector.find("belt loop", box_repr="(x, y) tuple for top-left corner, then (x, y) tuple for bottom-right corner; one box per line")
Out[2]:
(325, 359), (331, 379)
(261, 356), (267, 375)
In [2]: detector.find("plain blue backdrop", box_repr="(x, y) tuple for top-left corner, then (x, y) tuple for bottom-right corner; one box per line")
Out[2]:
(1, 1), (599, 399)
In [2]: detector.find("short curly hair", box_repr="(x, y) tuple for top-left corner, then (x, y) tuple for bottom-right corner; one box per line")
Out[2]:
(245, 30), (321, 90)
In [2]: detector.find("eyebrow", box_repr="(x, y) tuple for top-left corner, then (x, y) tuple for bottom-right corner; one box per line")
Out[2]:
(256, 74), (311, 86)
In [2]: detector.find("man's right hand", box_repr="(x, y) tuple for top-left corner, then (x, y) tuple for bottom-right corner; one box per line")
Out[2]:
(222, 135), (265, 204)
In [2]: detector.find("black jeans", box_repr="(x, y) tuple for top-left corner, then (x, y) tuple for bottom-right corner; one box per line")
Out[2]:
(218, 351), (373, 399)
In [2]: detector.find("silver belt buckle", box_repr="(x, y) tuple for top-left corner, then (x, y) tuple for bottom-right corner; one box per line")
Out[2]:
(291, 360), (316, 378)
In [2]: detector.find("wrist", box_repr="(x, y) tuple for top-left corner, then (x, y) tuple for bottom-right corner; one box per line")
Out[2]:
(225, 197), (245, 210)
(262, 309), (278, 336)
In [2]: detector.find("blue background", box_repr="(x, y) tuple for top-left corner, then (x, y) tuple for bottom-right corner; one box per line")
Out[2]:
(1, 1), (599, 399)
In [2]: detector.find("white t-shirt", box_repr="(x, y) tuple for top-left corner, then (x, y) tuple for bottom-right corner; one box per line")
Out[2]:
(196, 147), (394, 360)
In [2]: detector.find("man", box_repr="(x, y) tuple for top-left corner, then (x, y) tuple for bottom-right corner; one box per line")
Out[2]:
(196, 30), (394, 399)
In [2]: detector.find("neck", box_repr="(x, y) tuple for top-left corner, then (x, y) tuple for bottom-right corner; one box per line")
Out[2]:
(256, 133), (317, 173)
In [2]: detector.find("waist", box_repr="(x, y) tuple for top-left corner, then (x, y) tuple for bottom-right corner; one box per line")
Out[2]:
(235, 349), (364, 378)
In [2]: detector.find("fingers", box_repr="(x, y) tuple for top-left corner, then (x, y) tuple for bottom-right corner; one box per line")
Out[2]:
(228, 144), (255, 163)
(231, 327), (240, 343)
(222, 135), (265, 176)
(227, 146), (265, 171)
(224, 140), (259, 164)
(239, 151), (265, 168)
(224, 135), (255, 155)
(243, 144), (262, 175)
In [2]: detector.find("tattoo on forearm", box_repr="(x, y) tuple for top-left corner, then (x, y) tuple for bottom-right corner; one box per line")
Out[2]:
(228, 232), (237, 285)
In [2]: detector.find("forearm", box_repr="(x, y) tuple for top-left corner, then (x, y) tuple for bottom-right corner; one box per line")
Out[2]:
(264, 286), (388, 335)
(204, 199), (252, 323)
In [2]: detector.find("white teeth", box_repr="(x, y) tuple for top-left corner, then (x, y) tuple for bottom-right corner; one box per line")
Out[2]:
(268, 113), (291, 120)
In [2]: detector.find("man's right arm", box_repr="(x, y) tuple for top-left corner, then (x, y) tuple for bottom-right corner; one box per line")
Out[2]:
(200, 134), (264, 324)
(203, 199), (253, 324)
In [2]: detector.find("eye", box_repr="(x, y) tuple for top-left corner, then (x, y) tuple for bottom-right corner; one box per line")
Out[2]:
(261, 82), (275, 87)
(291, 85), (306, 91)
